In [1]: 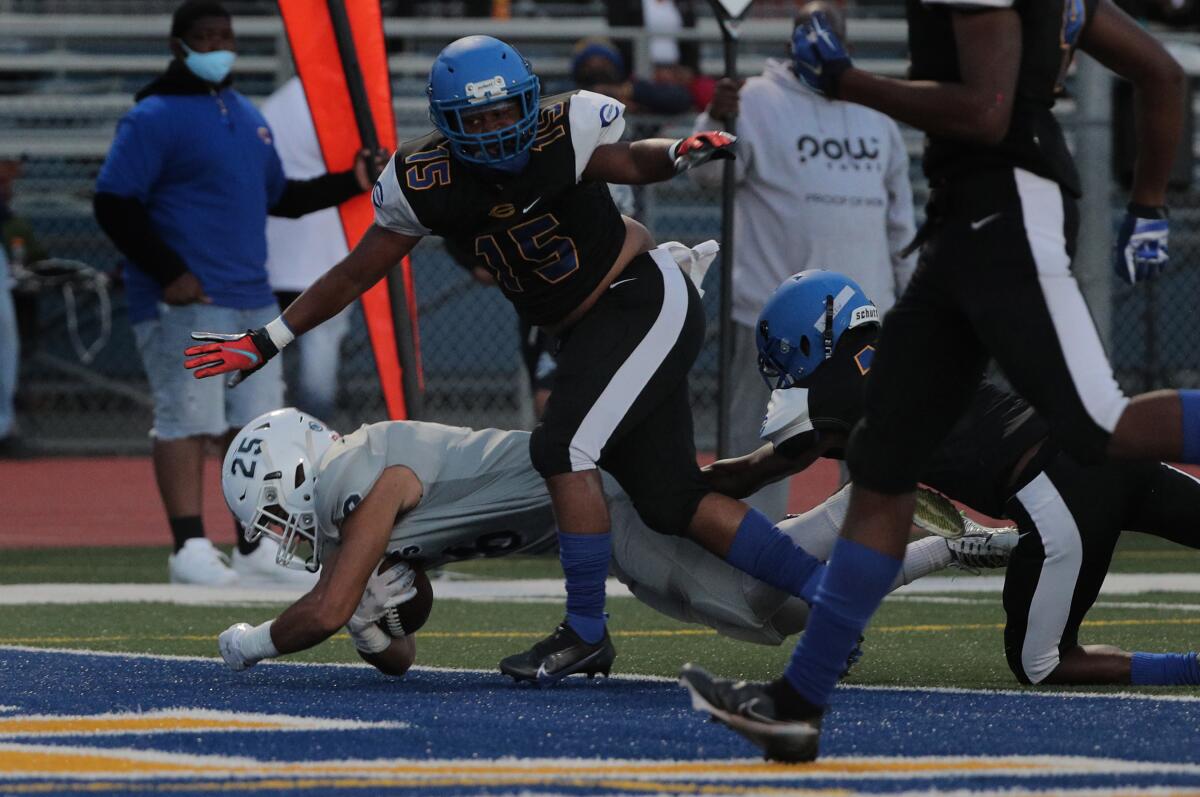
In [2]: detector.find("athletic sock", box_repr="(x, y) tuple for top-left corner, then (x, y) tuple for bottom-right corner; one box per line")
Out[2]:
(233, 520), (259, 556)
(168, 516), (204, 553)
(559, 530), (610, 644)
(1130, 651), (1200, 685)
(895, 535), (953, 588)
(725, 508), (826, 603)
(1181, 390), (1200, 464)
(784, 537), (902, 707)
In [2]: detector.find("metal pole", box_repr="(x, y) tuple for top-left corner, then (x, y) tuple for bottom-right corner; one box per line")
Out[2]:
(326, 0), (380, 152)
(712, 9), (739, 458)
(326, 0), (423, 418)
(1074, 53), (1114, 355)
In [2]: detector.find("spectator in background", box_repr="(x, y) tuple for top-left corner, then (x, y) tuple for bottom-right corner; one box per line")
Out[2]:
(571, 37), (693, 115)
(261, 76), (355, 427)
(689, 1), (916, 520)
(606, 0), (699, 76)
(93, 0), (382, 586)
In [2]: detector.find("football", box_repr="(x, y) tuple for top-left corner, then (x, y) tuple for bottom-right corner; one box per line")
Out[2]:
(375, 556), (434, 638)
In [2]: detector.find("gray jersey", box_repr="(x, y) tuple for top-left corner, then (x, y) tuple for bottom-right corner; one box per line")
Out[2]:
(315, 421), (558, 568)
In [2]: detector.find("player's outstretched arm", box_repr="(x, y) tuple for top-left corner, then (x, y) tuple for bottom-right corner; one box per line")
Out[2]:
(184, 225), (420, 385)
(831, 9), (1020, 145)
(703, 434), (839, 499)
(583, 133), (736, 186)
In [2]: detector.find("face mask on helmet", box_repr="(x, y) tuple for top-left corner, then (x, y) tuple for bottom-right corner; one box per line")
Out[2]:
(221, 408), (339, 572)
(427, 35), (540, 171)
(756, 269), (880, 389)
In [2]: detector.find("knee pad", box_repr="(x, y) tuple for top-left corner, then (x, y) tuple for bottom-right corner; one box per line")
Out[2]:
(846, 420), (923, 494)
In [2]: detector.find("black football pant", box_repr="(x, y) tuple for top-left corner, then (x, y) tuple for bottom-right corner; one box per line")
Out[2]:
(529, 248), (710, 536)
(848, 167), (1130, 494)
(1003, 448), (1200, 683)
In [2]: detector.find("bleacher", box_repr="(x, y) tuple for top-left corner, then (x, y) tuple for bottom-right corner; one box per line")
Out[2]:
(3, 4), (1200, 451)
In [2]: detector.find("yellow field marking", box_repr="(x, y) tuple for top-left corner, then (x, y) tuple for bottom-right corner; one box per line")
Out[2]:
(0, 718), (280, 735)
(0, 777), (847, 794)
(0, 748), (214, 775)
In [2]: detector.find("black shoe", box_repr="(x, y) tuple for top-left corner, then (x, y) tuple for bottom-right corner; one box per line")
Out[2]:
(499, 620), (616, 686)
(679, 663), (822, 763)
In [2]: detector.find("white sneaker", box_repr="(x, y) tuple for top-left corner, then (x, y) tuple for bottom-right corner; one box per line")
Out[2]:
(232, 542), (319, 591)
(946, 526), (1020, 572)
(168, 538), (237, 586)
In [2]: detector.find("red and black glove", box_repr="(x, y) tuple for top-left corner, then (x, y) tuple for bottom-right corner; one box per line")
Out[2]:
(669, 131), (737, 174)
(184, 328), (277, 387)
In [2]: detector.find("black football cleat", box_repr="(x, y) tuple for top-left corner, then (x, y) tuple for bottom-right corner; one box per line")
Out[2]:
(499, 621), (616, 686)
(679, 663), (822, 763)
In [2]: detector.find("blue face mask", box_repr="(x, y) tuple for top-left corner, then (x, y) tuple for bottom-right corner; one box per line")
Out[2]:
(180, 42), (236, 84)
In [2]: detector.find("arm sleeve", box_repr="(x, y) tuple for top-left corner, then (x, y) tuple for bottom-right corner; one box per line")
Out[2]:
(269, 170), (362, 219)
(883, 120), (918, 295)
(760, 388), (815, 448)
(93, 192), (189, 286)
(568, 90), (627, 182)
(372, 154), (433, 236)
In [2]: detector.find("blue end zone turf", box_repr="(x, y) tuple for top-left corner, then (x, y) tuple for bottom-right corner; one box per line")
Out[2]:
(1, 646), (1198, 795)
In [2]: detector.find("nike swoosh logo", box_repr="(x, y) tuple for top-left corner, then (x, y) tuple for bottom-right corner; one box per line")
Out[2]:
(970, 212), (1002, 231)
(223, 346), (260, 367)
(609, 278), (637, 289)
(523, 197), (541, 214)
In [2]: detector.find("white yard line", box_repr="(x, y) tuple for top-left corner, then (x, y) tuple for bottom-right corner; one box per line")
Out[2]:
(1, 572), (1198, 605)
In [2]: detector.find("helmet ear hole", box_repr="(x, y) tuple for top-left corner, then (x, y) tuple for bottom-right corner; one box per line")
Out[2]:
(799, 335), (811, 358)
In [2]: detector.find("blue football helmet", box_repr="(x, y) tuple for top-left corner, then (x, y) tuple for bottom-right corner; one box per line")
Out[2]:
(756, 269), (880, 389)
(427, 35), (540, 172)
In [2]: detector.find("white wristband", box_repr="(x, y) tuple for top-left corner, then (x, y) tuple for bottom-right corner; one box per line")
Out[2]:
(242, 620), (279, 662)
(264, 316), (295, 350)
(349, 623), (392, 654)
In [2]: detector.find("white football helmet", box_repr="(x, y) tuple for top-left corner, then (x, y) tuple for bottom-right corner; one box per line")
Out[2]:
(222, 408), (339, 572)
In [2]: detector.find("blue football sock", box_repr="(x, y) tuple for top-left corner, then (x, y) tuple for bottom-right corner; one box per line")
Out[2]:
(784, 537), (901, 707)
(1130, 651), (1200, 685)
(1180, 390), (1200, 464)
(724, 508), (826, 603)
(559, 530), (610, 644)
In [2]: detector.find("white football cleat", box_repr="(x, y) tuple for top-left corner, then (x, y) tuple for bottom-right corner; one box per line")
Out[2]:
(232, 541), (319, 591)
(946, 526), (1020, 572)
(168, 538), (237, 586)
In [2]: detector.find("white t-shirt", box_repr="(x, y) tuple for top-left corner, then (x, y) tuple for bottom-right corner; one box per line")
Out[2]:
(262, 77), (350, 293)
(691, 60), (917, 326)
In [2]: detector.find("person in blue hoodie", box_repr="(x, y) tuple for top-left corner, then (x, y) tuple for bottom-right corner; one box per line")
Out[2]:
(93, 0), (385, 587)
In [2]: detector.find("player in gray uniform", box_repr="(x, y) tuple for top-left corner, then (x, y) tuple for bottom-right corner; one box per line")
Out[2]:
(215, 407), (1014, 675)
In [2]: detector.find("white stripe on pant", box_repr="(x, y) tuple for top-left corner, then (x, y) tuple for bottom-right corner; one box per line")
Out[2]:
(567, 249), (691, 471)
(1013, 470), (1084, 683)
(1013, 168), (1129, 435)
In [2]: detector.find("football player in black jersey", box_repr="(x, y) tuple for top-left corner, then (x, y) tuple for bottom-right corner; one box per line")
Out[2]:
(681, 4), (1200, 761)
(685, 271), (1200, 759)
(689, 268), (1199, 693)
(184, 36), (848, 688)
